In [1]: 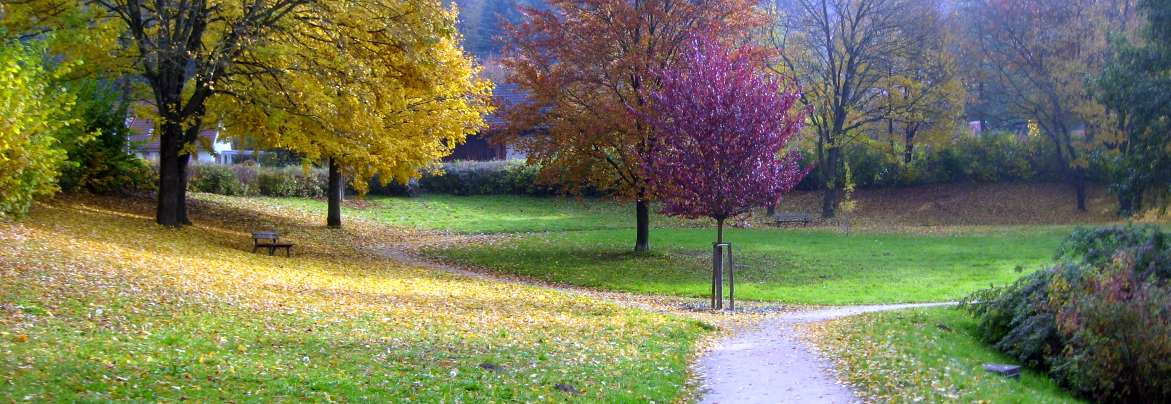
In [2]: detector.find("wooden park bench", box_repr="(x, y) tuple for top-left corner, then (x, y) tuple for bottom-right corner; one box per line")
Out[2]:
(252, 231), (294, 257)
(772, 212), (814, 227)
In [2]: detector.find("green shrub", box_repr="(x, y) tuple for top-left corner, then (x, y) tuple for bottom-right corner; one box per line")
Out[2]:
(123, 161), (159, 193)
(964, 225), (1171, 402)
(257, 169), (298, 197)
(257, 167), (325, 198)
(797, 132), (1082, 190)
(414, 160), (554, 196)
(57, 80), (151, 195)
(180, 160), (554, 198)
(190, 165), (248, 196)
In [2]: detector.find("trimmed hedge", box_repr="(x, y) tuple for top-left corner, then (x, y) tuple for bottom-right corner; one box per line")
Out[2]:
(964, 225), (1171, 402)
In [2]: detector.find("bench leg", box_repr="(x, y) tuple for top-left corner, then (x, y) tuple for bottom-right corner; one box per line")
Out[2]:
(268, 246), (276, 256)
(252, 245), (259, 253)
(286, 247), (292, 257)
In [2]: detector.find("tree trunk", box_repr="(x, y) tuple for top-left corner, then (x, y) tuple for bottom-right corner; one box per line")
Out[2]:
(821, 146), (841, 219)
(635, 197), (650, 252)
(1118, 190), (1142, 217)
(717, 218), (724, 244)
(712, 218), (725, 310)
(177, 152), (191, 225)
(1073, 167), (1087, 212)
(904, 128), (916, 164)
(766, 199), (777, 217)
(888, 118), (896, 158)
(327, 158), (343, 228)
(156, 121), (189, 227)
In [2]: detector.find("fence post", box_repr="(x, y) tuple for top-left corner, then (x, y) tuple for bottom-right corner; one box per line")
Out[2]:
(727, 243), (734, 311)
(712, 243), (723, 310)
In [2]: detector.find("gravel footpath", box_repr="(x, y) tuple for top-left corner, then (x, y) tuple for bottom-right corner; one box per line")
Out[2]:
(696, 303), (956, 404)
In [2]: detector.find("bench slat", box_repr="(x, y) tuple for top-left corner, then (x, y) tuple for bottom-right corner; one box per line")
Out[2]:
(772, 212), (814, 226)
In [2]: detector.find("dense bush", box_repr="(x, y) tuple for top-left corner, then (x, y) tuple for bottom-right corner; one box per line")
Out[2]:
(799, 132), (1075, 190)
(57, 80), (157, 195)
(964, 225), (1171, 402)
(415, 160), (554, 196)
(0, 40), (78, 219)
(188, 164), (326, 197)
(257, 167), (326, 198)
(190, 165), (249, 196)
(184, 160), (569, 198)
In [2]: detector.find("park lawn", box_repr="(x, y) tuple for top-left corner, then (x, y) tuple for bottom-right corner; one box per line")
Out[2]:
(427, 227), (1069, 305)
(269, 194), (695, 233)
(803, 307), (1079, 403)
(267, 194), (1071, 304)
(0, 195), (705, 402)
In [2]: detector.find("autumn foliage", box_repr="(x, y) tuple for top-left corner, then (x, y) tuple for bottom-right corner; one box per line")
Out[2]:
(2, 0), (490, 227)
(643, 37), (807, 236)
(500, 0), (767, 251)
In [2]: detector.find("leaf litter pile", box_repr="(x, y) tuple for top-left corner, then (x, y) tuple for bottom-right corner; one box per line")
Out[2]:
(0, 194), (711, 401)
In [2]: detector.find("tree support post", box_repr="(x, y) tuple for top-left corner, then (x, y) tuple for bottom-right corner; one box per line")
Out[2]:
(712, 242), (735, 311)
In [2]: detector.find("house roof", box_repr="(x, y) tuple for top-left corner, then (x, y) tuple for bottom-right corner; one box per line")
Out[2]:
(126, 116), (221, 153)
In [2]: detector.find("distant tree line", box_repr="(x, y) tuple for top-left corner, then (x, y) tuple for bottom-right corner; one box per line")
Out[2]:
(496, 0), (1169, 253)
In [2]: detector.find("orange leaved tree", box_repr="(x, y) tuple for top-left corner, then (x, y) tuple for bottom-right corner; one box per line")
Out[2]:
(499, 0), (766, 252)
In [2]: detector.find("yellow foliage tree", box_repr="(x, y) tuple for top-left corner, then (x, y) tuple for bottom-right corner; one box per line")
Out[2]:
(4, 0), (491, 227)
(210, 1), (492, 227)
(879, 10), (965, 164)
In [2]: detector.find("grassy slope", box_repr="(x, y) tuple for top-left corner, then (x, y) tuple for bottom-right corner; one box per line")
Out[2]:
(804, 307), (1079, 403)
(429, 227), (1068, 304)
(272, 195), (694, 233)
(269, 193), (1077, 305)
(0, 196), (704, 402)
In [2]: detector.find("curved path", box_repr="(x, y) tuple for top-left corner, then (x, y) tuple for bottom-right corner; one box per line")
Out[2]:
(376, 243), (954, 404)
(696, 302), (955, 404)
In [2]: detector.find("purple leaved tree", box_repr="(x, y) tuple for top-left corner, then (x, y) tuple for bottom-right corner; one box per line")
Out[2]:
(644, 36), (808, 309)
(646, 36), (808, 242)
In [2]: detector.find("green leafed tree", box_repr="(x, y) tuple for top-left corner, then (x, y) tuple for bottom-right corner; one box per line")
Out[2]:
(0, 40), (84, 219)
(1098, 0), (1171, 216)
(958, 0), (1140, 212)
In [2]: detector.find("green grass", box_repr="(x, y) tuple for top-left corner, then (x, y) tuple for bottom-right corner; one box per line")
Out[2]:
(271, 194), (686, 233)
(0, 196), (703, 401)
(428, 227), (1069, 305)
(267, 195), (1074, 304)
(805, 307), (1079, 403)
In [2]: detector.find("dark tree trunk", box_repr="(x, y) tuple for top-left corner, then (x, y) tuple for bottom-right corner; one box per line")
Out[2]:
(888, 118), (896, 158)
(1118, 191), (1142, 217)
(904, 128), (916, 164)
(766, 199), (777, 217)
(177, 153), (191, 225)
(712, 217), (725, 310)
(821, 146), (841, 219)
(1073, 167), (1087, 212)
(327, 158), (343, 228)
(716, 218), (724, 244)
(635, 198), (650, 252)
(156, 121), (190, 226)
